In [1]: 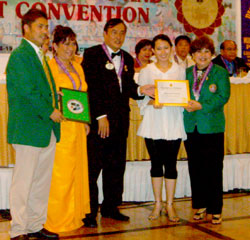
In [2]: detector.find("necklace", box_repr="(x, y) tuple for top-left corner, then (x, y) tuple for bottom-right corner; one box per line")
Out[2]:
(102, 43), (124, 79)
(55, 56), (82, 90)
(220, 55), (236, 76)
(192, 62), (213, 100)
(136, 57), (142, 67)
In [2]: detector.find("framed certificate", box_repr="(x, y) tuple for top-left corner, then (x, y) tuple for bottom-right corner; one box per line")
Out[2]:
(59, 87), (91, 124)
(155, 80), (190, 106)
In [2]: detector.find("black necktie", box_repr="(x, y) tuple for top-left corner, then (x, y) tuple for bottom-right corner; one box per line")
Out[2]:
(111, 51), (121, 59)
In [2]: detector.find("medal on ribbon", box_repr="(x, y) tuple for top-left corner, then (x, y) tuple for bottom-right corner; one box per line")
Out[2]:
(55, 56), (82, 90)
(105, 61), (114, 70)
(192, 62), (213, 100)
(102, 43), (124, 78)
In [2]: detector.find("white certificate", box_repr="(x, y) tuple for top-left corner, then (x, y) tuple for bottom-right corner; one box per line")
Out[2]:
(155, 80), (190, 106)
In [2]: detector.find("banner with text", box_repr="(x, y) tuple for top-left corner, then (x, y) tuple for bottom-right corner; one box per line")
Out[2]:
(0, 0), (236, 56)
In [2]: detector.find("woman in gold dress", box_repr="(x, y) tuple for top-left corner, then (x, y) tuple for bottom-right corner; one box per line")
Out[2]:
(44, 25), (90, 232)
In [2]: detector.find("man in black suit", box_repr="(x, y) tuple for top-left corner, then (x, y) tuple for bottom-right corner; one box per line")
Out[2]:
(81, 18), (154, 227)
(212, 40), (249, 76)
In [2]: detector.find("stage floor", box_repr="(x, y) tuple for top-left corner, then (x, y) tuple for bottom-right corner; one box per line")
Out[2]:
(1, 193), (250, 239)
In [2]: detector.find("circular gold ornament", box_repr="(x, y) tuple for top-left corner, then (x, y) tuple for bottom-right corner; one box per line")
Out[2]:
(182, 0), (218, 29)
(105, 62), (114, 70)
(175, 0), (225, 36)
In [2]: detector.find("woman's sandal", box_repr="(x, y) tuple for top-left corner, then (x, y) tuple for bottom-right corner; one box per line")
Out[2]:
(166, 202), (180, 222)
(211, 214), (222, 225)
(193, 208), (206, 220)
(148, 201), (163, 220)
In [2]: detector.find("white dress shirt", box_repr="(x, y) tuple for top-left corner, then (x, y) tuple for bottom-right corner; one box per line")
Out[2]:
(97, 45), (141, 120)
(174, 54), (195, 69)
(24, 38), (42, 63)
(107, 45), (122, 90)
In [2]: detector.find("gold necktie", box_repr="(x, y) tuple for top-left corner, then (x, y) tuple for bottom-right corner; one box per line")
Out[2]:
(39, 50), (55, 107)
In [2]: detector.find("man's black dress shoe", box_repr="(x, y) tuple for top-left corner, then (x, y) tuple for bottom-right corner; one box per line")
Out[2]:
(28, 228), (59, 239)
(101, 209), (130, 221)
(11, 235), (28, 240)
(82, 217), (98, 228)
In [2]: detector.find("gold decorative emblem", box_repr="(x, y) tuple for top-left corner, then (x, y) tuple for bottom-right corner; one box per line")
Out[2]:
(209, 84), (217, 93)
(105, 61), (114, 70)
(124, 65), (128, 72)
(175, 0), (225, 36)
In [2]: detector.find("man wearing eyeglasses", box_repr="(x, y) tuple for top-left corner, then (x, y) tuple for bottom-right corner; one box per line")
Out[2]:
(212, 40), (249, 77)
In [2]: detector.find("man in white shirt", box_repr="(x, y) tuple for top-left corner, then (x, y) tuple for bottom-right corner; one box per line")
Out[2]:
(174, 35), (194, 69)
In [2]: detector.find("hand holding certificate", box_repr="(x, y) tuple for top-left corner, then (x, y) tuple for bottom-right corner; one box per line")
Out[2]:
(59, 87), (91, 123)
(155, 80), (190, 106)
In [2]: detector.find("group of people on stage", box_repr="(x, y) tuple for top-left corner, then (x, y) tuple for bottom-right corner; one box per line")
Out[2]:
(6, 7), (249, 240)
(6, 9), (154, 240)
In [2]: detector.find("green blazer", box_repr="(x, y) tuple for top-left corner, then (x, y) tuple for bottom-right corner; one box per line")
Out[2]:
(184, 64), (230, 134)
(6, 39), (60, 147)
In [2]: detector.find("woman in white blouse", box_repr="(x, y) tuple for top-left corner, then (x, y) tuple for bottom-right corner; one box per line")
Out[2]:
(137, 34), (187, 221)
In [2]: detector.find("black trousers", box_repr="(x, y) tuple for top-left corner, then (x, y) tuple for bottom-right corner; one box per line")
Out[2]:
(184, 128), (224, 214)
(145, 138), (181, 179)
(86, 128), (127, 218)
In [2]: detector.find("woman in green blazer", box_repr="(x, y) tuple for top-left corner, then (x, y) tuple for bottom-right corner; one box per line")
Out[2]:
(184, 36), (230, 225)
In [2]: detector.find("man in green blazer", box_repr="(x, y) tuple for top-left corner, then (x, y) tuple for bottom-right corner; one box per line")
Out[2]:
(6, 9), (63, 240)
